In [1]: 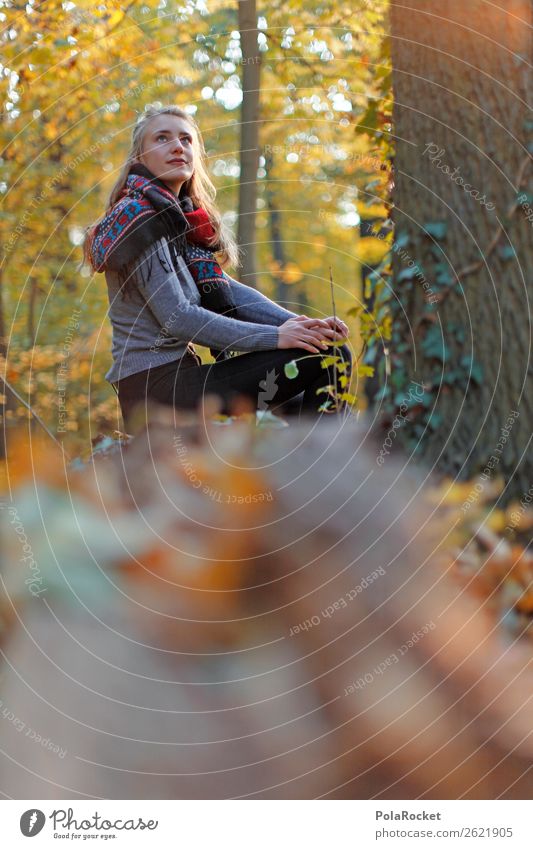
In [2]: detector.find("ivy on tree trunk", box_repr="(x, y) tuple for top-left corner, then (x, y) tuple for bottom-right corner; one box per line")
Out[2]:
(389, 0), (533, 502)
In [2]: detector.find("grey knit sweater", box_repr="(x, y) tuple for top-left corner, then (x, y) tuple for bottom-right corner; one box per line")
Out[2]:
(104, 236), (298, 383)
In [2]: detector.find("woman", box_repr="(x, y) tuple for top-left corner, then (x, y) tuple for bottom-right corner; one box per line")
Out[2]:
(84, 104), (352, 431)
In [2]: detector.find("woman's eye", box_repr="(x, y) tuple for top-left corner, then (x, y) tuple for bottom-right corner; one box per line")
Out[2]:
(156, 135), (191, 143)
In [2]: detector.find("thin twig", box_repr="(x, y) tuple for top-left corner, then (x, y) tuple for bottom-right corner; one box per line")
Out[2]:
(329, 265), (337, 328)
(1, 375), (70, 458)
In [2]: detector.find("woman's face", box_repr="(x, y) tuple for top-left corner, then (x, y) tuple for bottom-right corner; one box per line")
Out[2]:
(138, 114), (195, 195)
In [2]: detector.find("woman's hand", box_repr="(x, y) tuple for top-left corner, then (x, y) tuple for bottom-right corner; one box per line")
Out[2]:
(280, 314), (349, 351)
(278, 315), (345, 354)
(321, 315), (349, 339)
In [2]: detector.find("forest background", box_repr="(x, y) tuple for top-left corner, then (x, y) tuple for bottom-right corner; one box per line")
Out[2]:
(0, 0), (390, 453)
(1, 0), (532, 504)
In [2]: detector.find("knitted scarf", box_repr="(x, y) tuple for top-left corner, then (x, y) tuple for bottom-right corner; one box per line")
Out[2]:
(90, 162), (238, 361)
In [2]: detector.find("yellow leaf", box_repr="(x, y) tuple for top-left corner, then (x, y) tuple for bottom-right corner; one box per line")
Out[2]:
(482, 510), (507, 534)
(340, 392), (357, 404)
(282, 262), (303, 284)
(106, 10), (125, 28)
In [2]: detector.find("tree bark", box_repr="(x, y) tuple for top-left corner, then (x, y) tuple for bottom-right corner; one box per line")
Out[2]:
(390, 0), (533, 501)
(237, 0), (262, 285)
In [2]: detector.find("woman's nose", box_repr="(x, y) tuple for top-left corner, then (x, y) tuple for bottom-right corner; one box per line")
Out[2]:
(171, 138), (185, 154)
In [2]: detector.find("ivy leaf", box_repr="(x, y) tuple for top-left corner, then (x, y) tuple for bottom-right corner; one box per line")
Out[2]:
(424, 221), (448, 240)
(284, 360), (299, 379)
(394, 230), (410, 249)
(427, 412), (443, 430)
(497, 245), (517, 261)
(422, 325), (450, 362)
(373, 385), (390, 402)
(397, 266), (420, 282)
(434, 262), (453, 287)
(460, 355), (484, 386)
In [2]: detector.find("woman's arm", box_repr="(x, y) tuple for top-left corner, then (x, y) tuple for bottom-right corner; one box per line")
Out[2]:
(221, 270), (299, 326)
(134, 238), (279, 352)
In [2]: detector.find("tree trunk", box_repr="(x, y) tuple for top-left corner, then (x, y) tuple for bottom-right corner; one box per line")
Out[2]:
(361, 216), (389, 407)
(237, 0), (262, 285)
(0, 269), (5, 460)
(27, 276), (37, 348)
(264, 149), (292, 308)
(390, 0), (533, 501)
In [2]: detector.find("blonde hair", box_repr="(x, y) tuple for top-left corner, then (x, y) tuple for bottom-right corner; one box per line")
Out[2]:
(82, 103), (239, 271)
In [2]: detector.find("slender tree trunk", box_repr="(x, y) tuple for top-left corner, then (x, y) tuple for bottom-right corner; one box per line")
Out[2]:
(237, 0), (262, 285)
(0, 277), (5, 362)
(0, 269), (6, 460)
(361, 216), (389, 407)
(27, 276), (37, 348)
(390, 0), (533, 501)
(264, 149), (291, 308)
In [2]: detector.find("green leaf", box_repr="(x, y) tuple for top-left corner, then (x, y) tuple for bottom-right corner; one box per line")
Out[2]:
(394, 230), (410, 249)
(497, 245), (517, 261)
(427, 412), (443, 430)
(434, 262), (453, 287)
(373, 385), (390, 402)
(460, 355), (484, 386)
(424, 221), (448, 240)
(422, 325), (450, 362)
(284, 360), (299, 379)
(397, 265), (421, 282)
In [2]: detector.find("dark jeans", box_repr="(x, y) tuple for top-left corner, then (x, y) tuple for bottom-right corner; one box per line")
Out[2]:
(116, 344), (352, 429)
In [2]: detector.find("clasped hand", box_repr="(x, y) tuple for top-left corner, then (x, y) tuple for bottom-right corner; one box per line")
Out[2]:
(278, 314), (349, 354)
